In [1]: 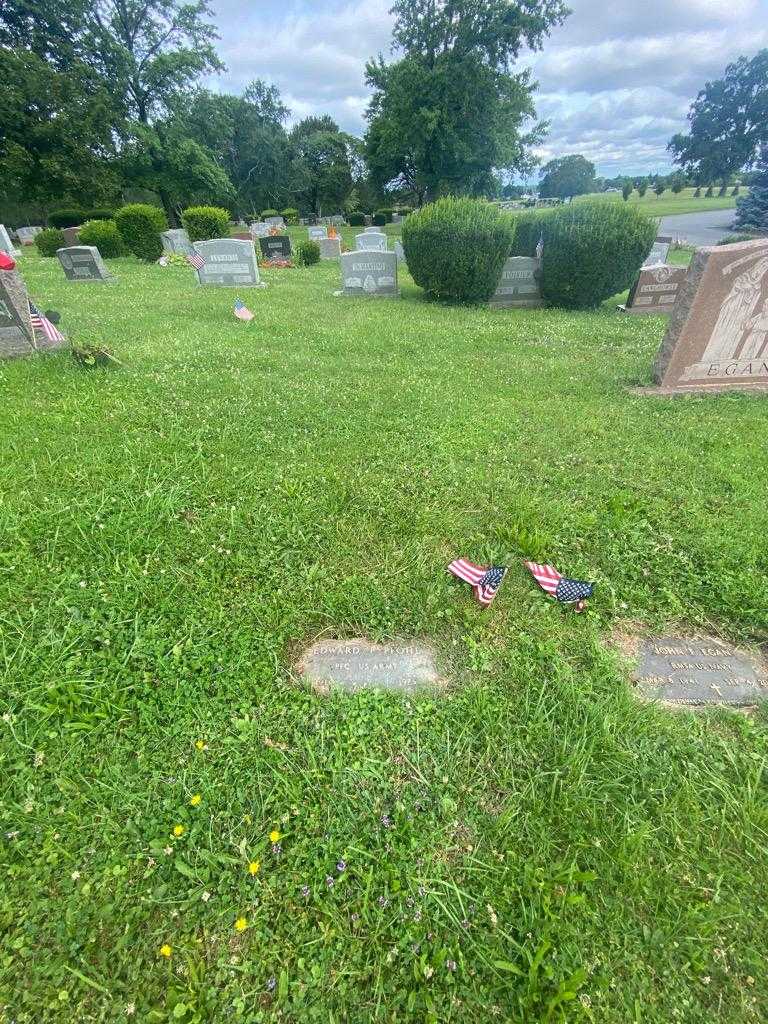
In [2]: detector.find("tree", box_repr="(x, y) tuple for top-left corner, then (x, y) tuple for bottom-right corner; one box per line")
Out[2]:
(365, 0), (567, 202)
(669, 49), (768, 182)
(538, 154), (595, 199)
(734, 145), (768, 231)
(289, 116), (353, 216)
(670, 174), (685, 194)
(637, 180), (648, 198)
(622, 182), (632, 201)
(654, 180), (665, 198)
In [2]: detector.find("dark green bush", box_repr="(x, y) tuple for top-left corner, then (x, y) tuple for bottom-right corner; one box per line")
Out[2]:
(48, 209), (86, 228)
(510, 207), (559, 256)
(181, 206), (230, 242)
(261, 209), (279, 218)
(402, 196), (516, 304)
(114, 204), (167, 261)
(374, 208), (393, 223)
(35, 228), (65, 257)
(77, 219), (126, 257)
(280, 207), (299, 225)
(84, 208), (115, 221)
(372, 213), (387, 226)
(295, 240), (320, 267)
(348, 213), (365, 226)
(535, 201), (656, 309)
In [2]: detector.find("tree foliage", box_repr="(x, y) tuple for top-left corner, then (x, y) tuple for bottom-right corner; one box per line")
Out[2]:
(538, 154), (595, 199)
(289, 116), (353, 216)
(734, 145), (768, 231)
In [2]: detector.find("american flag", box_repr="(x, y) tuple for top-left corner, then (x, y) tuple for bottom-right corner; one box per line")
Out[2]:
(536, 235), (544, 260)
(28, 302), (64, 343)
(524, 562), (594, 610)
(186, 251), (205, 270)
(448, 558), (507, 606)
(234, 298), (254, 322)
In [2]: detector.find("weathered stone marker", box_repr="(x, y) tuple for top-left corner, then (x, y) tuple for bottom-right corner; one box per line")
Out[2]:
(16, 226), (42, 246)
(296, 639), (443, 695)
(308, 226), (327, 240)
(56, 246), (113, 282)
(489, 256), (542, 308)
(633, 634), (768, 707)
(161, 229), (194, 256)
(194, 238), (261, 286)
(355, 231), (387, 251)
(652, 238), (768, 392)
(62, 226), (81, 247)
(250, 221), (269, 238)
(0, 269), (36, 358)
(339, 251), (398, 297)
(0, 224), (19, 256)
(621, 264), (687, 315)
(259, 235), (292, 261)
(319, 237), (342, 260)
(645, 235), (673, 266)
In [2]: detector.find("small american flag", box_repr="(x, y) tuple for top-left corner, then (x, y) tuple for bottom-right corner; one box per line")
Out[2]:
(234, 298), (254, 322)
(186, 251), (204, 270)
(448, 558), (507, 606)
(524, 561), (594, 610)
(536, 235), (544, 260)
(29, 302), (64, 343)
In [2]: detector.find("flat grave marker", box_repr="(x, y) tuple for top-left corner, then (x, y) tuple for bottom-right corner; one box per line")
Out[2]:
(489, 256), (542, 308)
(56, 246), (112, 283)
(355, 231), (387, 251)
(259, 235), (292, 261)
(645, 235), (673, 266)
(621, 264), (687, 315)
(339, 251), (398, 297)
(296, 639), (443, 695)
(194, 238), (261, 287)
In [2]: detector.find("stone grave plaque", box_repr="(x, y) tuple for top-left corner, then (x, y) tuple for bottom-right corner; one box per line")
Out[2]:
(633, 635), (768, 707)
(355, 231), (387, 251)
(329, 215), (345, 227)
(259, 235), (292, 261)
(489, 256), (542, 308)
(296, 639), (442, 695)
(319, 237), (342, 260)
(0, 224), (19, 256)
(393, 240), (406, 263)
(250, 222), (269, 238)
(621, 264), (687, 315)
(645, 235), (673, 266)
(308, 226), (327, 240)
(0, 269), (36, 358)
(195, 238), (260, 287)
(17, 226), (42, 246)
(652, 238), (768, 392)
(56, 245), (112, 282)
(161, 229), (194, 256)
(340, 251), (398, 297)
(265, 216), (285, 229)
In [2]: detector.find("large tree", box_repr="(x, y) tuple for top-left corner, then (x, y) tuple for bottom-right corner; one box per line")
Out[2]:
(364, 0), (567, 202)
(734, 145), (768, 231)
(289, 116), (354, 217)
(668, 49), (768, 182)
(538, 154), (596, 199)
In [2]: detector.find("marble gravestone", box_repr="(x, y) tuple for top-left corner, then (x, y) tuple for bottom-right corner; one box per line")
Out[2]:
(161, 229), (194, 256)
(194, 238), (261, 287)
(0, 269), (36, 358)
(259, 235), (292, 261)
(652, 238), (768, 392)
(645, 235), (673, 266)
(0, 224), (19, 256)
(489, 256), (542, 308)
(56, 246), (112, 282)
(355, 231), (387, 251)
(621, 264), (687, 315)
(250, 222), (270, 238)
(17, 226), (42, 246)
(296, 639), (442, 695)
(319, 237), (342, 260)
(265, 216), (285, 229)
(308, 226), (327, 240)
(339, 251), (398, 297)
(633, 635), (768, 707)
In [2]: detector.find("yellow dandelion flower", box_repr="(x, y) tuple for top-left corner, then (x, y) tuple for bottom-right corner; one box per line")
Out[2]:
(234, 916), (248, 932)
(248, 860), (260, 876)
(189, 794), (202, 807)
(269, 830), (281, 843)
(173, 825), (185, 837)
(159, 944), (172, 958)
(195, 740), (205, 750)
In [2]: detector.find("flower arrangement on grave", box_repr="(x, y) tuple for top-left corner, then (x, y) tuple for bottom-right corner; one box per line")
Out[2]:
(258, 257), (294, 269)
(328, 226), (338, 239)
(268, 226), (280, 236)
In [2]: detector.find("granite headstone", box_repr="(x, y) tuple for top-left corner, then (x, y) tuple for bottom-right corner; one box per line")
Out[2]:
(265, 216), (285, 229)
(62, 226), (81, 247)
(355, 231), (387, 251)
(250, 222), (270, 238)
(296, 639), (442, 695)
(0, 269), (36, 358)
(259, 235), (292, 261)
(646, 235), (673, 266)
(621, 264), (687, 315)
(308, 226), (327, 240)
(339, 251), (398, 297)
(194, 238), (261, 287)
(161, 229), (194, 256)
(0, 224), (19, 256)
(489, 256), (542, 308)
(319, 237), (342, 260)
(16, 226), (42, 246)
(56, 246), (112, 282)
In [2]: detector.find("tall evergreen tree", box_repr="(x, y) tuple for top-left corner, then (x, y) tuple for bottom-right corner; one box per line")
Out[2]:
(734, 146), (768, 231)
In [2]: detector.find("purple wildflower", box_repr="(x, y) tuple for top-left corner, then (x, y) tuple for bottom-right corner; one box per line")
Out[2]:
(266, 977), (276, 992)
(377, 895), (389, 908)
(380, 814), (392, 829)
(336, 859), (346, 873)
(325, 875), (335, 888)
(300, 885), (310, 898)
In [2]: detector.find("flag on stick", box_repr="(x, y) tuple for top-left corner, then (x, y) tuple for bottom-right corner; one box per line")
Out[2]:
(447, 558), (506, 607)
(29, 301), (64, 343)
(186, 252), (204, 270)
(234, 298), (254, 322)
(524, 561), (594, 611)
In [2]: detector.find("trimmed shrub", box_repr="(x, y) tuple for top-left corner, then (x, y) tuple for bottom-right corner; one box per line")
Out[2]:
(295, 240), (320, 267)
(348, 213), (365, 226)
(35, 227), (65, 257)
(509, 207), (559, 256)
(374, 208), (393, 223)
(261, 208), (278, 218)
(115, 203), (167, 261)
(535, 201), (656, 310)
(78, 219), (126, 257)
(48, 208), (86, 228)
(402, 196), (516, 304)
(84, 208), (115, 221)
(280, 207), (299, 225)
(372, 213), (387, 226)
(181, 205), (230, 242)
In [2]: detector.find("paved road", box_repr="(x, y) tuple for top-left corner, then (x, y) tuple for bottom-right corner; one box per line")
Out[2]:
(657, 208), (737, 246)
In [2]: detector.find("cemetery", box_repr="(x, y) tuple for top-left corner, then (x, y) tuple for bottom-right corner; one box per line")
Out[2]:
(1, 0), (768, 1019)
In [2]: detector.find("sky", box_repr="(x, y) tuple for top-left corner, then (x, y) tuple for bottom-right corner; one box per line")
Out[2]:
(207, 0), (768, 178)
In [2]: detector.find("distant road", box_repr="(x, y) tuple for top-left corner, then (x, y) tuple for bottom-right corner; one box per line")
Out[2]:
(657, 208), (737, 246)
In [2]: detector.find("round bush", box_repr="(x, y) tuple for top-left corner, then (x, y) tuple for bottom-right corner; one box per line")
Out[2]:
(48, 208), (86, 229)
(280, 207), (299, 225)
(78, 219), (126, 257)
(402, 196), (516, 304)
(261, 209), (279, 218)
(35, 228), (65, 257)
(375, 208), (393, 223)
(84, 208), (115, 221)
(295, 240), (320, 267)
(536, 201), (656, 310)
(347, 213), (365, 226)
(181, 205), (231, 242)
(372, 213), (387, 227)
(510, 207), (559, 256)
(114, 204), (167, 261)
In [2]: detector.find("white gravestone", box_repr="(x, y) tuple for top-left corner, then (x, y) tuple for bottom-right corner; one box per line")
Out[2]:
(308, 226), (327, 240)
(340, 251), (398, 297)
(393, 240), (406, 264)
(161, 229), (194, 256)
(56, 246), (113, 282)
(194, 238), (261, 287)
(355, 231), (387, 251)
(17, 227), (42, 246)
(489, 256), (543, 308)
(645, 236), (673, 266)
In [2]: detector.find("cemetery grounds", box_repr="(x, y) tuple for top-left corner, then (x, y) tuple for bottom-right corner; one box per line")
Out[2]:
(1, 229), (767, 1022)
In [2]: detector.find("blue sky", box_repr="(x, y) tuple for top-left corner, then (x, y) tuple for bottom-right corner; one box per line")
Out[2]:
(208, 0), (768, 177)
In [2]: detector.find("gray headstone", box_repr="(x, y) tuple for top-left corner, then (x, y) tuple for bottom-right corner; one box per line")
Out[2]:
(633, 635), (768, 707)
(340, 251), (398, 297)
(319, 237), (342, 260)
(259, 235), (292, 261)
(62, 226), (81, 247)
(0, 269), (36, 358)
(161, 229), (194, 256)
(250, 222), (270, 238)
(622, 264), (687, 315)
(355, 231), (387, 251)
(56, 246), (112, 282)
(296, 639), (443, 695)
(329, 215), (346, 227)
(17, 226), (42, 245)
(645, 235), (673, 267)
(0, 225), (19, 256)
(194, 238), (260, 287)
(393, 240), (406, 263)
(265, 216), (285, 228)
(489, 256), (542, 308)
(308, 226), (327, 240)
(363, 226), (379, 232)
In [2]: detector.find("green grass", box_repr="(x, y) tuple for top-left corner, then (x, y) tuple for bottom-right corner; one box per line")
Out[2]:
(574, 188), (742, 219)
(1, 248), (767, 1023)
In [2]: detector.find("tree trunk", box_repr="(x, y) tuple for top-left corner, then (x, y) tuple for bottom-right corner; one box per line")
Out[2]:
(157, 187), (178, 227)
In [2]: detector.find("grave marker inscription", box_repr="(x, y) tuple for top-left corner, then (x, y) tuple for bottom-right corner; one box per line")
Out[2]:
(489, 256), (542, 308)
(56, 246), (112, 282)
(340, 251), (398, 297)
(194, 238), (261, 287)
(297, 639), (442, 695)
(259, 235), (292, 261)
(645, 235), (673, 266)
(355, 231), (387, 251)
(622, 264), (687, 315)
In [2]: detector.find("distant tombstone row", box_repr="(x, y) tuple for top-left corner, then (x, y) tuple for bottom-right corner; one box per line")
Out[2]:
(339, 251), (398, 297)
(489, 257), (542, 308)
(250, 222), (270, 238)
(194, 238), (261, 287)
(0, 225), (19, 256)
(161, 229), (194, 256)
(0, 267), (66, 359)
(259, 235), (292, 261)
(355, 232), (387, 252)
(622, 265), (687, 315)
(645, 235), (673, 266)
(57, 246), (113, 282)
(265, 216), (285, 229)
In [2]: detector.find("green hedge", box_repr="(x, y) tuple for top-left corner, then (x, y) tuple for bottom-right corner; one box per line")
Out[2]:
(295, 240), (320, 267)
(85, 208), (115, 221)
(115, 204), (167, 261)
(35, 228), (66, 257)
(402, 197), (516, 304)
(78, 219), (126, 257)
(348, 213), (365, 226)
(509, 208), (559, 256)
(48, 209), (86, 228)
(181, 206), (230, 242)
(372, 213), (387, 226)
(261, 209), (279, 218)
(280, 207), (299, 225)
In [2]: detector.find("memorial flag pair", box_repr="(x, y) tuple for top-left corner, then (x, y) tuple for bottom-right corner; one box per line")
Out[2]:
(447, 558), (594, 611)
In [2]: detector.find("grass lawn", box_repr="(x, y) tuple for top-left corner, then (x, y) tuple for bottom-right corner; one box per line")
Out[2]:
(1, 245), (767, 1023)
(574, 188), (742, 219)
